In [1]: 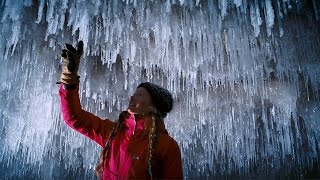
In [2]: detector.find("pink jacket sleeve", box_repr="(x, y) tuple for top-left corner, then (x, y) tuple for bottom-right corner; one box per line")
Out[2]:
(59, 84), (115, 147)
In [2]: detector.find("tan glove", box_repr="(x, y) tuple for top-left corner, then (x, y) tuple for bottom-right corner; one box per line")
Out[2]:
(59, 41), (83, 85)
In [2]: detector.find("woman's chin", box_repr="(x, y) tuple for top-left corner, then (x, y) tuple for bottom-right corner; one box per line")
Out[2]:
(127, 108), (138, 114)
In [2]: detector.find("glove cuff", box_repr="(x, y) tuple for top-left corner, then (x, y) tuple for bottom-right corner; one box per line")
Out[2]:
(59, 73), (80, 85)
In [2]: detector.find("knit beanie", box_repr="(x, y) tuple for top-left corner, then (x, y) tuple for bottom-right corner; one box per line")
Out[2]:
(138, 82), (173, 118)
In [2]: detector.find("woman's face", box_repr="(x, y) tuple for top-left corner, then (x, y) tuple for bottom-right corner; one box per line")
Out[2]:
(128, 87), (154, 115)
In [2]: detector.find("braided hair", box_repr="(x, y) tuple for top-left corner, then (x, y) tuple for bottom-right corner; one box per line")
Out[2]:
(147, 109), (164, 179)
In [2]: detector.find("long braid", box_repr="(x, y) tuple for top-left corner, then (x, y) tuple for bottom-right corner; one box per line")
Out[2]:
(95, 111), (127, 179)
(148, 110), (164, 179)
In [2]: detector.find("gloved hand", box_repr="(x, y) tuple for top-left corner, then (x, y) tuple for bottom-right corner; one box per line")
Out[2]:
(59, 41), (83, 85)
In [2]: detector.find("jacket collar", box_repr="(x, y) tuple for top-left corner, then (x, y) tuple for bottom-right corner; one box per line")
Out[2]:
(123, 113), (168, 134)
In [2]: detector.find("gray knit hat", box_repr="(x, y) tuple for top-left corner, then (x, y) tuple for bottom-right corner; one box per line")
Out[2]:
(138, 82), (173, 118)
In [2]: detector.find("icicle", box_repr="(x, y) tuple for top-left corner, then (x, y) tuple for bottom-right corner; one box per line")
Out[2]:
(35, 0), (45, 23)
(219, 0), (228, 19)
(275, 0), (284, 36)
(234, 0), (242, 7)
(265, 0), (275, 36)
(312, 0), (320, 20)
(250, 0), (262, 37)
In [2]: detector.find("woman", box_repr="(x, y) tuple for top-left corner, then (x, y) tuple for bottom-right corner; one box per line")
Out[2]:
(58, 41), (183, 179)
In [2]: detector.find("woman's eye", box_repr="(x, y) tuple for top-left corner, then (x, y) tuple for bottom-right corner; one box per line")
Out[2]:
(134, 93), (143, 97)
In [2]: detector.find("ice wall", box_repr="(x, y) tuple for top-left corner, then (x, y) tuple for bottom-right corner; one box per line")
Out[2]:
(0, 0), (320, 179)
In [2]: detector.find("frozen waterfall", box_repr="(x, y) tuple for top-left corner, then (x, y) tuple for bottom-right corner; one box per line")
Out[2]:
(1, 0), (320, 179)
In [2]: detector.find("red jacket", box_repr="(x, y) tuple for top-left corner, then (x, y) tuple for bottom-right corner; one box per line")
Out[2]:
(59, 85), (183, 179)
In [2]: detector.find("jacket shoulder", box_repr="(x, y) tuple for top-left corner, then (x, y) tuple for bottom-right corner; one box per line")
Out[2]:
(156, 133), (180, 154)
